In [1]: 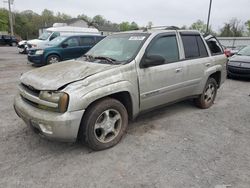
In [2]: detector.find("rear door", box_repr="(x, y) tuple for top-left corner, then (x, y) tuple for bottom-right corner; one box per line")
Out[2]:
(79, 36), (96, 55)
(178, 32), (213, 96)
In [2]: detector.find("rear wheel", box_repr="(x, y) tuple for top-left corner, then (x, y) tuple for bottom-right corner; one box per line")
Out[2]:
(47, 55), (60, 64)
(194, 78), (218, 109)
(79, 98), (128, 151)
(11, 42), (17, 47)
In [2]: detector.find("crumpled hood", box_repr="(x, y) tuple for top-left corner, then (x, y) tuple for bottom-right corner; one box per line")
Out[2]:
(230, 55), (250, 63)
(20, 60), (117, 90)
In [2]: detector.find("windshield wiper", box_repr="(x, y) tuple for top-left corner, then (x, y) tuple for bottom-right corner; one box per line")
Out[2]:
(94, 56), (117, 64)
(82, 54), (95, 61)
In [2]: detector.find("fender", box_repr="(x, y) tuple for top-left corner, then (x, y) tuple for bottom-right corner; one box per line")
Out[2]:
(68, 81), (140, 118)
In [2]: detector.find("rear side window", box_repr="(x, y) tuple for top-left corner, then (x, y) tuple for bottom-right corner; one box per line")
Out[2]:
(206, 38), (223, 55)
(181, 35), (208, 59)
(147, 35), (179, 63)
(80, 37), (95, 46)
(64, 37), (79, 47)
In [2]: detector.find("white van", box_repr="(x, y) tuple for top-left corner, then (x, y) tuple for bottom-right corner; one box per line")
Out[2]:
(27, 26), (100, 49)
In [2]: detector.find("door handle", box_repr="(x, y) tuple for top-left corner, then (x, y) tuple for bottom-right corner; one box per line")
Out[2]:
(205, 63), (211, 67)
(175, 68), (182, 73)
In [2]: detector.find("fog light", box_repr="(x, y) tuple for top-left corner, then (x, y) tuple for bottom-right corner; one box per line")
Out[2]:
(39, 123), (53, 135)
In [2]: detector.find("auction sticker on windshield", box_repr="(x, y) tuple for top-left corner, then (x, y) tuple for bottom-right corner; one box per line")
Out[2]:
(129, 36), (146, 41)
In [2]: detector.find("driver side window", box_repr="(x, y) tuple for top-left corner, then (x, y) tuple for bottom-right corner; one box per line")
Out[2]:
(49, 32), (60, 41)
(147, 35), (179, 63)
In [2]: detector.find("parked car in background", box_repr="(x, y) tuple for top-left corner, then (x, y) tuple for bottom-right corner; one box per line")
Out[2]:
(14, 29), (226, 150)
(229, 46), (246, 56)
(28, 35), (105, 65)
(0, 35), (18, 46)
(17, 40), (28, 54)
(227, 45), (250, 78)
(27, 26), (100, 50)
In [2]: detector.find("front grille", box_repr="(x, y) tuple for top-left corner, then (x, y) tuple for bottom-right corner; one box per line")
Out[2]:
(228, 66), (250, 75)
(21, 83), (40, 97)
(19, 83), (59, 112)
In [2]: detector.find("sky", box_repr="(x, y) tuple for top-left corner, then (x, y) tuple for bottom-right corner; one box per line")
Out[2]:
(1, 0), (249, 31)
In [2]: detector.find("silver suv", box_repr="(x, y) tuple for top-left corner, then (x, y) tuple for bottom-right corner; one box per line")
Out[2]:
(14, 29), (227, 150)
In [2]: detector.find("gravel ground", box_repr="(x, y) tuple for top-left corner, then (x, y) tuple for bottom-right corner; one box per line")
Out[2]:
(0, 46), (250, 188)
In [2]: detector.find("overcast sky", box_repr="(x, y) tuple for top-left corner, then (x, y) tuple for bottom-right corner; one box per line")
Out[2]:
(1, 0), (249, 31)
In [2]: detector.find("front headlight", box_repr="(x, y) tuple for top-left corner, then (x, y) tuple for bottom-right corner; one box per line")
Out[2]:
(35, 50), (44, 55)
(39, 91), (69, 113)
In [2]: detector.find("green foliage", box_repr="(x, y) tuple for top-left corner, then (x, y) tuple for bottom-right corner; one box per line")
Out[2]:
(0, 8), (9, 32)
(219, 18), (244, 37)
(119, 21), (139, 31)
(245, 20), (250, 35)
(189, 19), (215, 34)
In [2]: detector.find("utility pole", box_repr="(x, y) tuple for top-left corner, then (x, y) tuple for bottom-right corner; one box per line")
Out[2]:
(3, 0), (14, 35)
(206, 0), (212, 34)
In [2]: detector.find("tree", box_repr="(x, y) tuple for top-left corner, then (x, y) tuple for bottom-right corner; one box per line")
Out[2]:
(245, 20), (250, 36)
(41, 9), (54, 27)
(0, 8), (9, 32)
(219, 18), (244, 37)
(92, 15), (106, 27)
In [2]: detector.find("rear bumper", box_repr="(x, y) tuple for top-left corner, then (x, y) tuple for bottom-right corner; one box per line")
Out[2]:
(14, 95), (85, 142)
(227, 65), (250, 78)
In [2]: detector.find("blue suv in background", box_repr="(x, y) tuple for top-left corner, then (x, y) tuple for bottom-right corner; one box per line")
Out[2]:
(28, 35), (105, 65)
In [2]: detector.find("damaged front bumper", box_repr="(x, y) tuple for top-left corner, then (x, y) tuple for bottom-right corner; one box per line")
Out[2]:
(14, 95), (85, 142)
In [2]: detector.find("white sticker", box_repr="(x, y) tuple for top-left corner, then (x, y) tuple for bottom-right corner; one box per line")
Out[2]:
(129, 36), (146, 41)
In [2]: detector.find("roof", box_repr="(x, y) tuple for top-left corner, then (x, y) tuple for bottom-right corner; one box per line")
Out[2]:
(119, 29), (201, 35)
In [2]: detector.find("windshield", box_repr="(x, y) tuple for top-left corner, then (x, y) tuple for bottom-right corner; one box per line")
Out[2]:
(38, 31), (52, 40)
(47, 36), (67, 46)
(237, 45), (250, 56)
(86, 33), (149, 63)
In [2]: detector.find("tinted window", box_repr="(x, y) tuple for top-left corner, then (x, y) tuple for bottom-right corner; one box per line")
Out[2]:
(181, 35), (199, 58)
(196, 36), (208, 57)
(206, 38), (223, 55)
(147, 35), (179, 63)
(80, 37), (95, 46)
(64, 37), (79, 47)
(3, 35), (11, 39)
(181, 35), (208, 59)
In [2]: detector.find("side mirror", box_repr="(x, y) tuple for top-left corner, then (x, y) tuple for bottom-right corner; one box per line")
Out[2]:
(62, 43), (68, 48)
(141, 55), (165, 68)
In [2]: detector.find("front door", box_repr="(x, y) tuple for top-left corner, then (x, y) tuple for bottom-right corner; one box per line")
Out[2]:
(61, 37), (82, 60)
(137, 33), (186, 111)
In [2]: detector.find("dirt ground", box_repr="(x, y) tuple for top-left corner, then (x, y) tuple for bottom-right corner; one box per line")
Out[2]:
(0, 46), (250, 188)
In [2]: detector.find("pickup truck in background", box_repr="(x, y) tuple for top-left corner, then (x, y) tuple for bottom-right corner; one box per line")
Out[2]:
(14, 29), (227, 150)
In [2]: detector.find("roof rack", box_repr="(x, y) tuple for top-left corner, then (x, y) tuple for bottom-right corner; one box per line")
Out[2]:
(142, 26), (180, 32)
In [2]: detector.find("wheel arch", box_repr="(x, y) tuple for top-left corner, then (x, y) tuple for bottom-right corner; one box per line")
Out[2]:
(46, 53), (61, 64)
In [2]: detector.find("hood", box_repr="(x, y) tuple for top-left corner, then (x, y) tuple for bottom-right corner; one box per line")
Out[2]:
(18, 40), (27, 45)
(230, 55), (250, 63)
(20, 60), (118, 90)
(27, 39), (43, 44)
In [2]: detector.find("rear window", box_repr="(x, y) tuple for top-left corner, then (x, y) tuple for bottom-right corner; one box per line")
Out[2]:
(206, 38), (223, 55)
(181, 35), (208, 59)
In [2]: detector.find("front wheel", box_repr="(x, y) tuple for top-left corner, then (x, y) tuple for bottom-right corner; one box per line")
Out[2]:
(194, 78), (218, 109)
(79, 98), (128, 151)
(46, 55), (60, 64)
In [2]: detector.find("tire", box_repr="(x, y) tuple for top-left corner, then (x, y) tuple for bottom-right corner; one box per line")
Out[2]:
(11, 42), (17, 47)
(46, 54), (60, 64)
(79, 98), (128, 151)
(194, 78), (218, 109)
